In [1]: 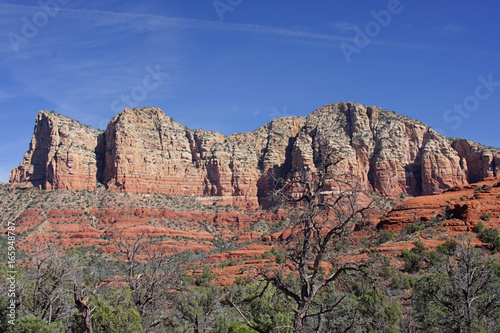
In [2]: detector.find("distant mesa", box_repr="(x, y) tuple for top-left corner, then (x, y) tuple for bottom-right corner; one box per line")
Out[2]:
(10, 103), (500, 209)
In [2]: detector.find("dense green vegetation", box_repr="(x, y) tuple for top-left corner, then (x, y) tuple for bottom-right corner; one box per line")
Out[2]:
(1, 235), (499, 332)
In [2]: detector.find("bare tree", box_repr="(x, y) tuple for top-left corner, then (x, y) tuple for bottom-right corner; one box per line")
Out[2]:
(71, 264), (116, 333)
(23, 244), (76, 326)
(231, 150), (374, 332)
(114, 230), (189, 332)
(414, 241), (500, 332)
(73, 284), (93, 333)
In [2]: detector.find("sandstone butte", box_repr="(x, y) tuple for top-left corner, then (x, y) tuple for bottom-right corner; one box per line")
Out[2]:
(10, 102), (500, 210)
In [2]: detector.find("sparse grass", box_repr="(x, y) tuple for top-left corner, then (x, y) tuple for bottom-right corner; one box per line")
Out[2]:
(480, 213), (491, 222)
(398, 216), (446, 241)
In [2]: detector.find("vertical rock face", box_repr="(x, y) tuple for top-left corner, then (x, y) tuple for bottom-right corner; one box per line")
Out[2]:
(451, 139), (500, 184)
(102, 107), (212, 195)
(10, 103), (500, 205)
(101, 107), (305, 209)
(10, 111), (102, 191)
(291, 103), (472, 196)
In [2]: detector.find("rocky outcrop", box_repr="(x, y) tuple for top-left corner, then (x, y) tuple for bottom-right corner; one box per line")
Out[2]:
(9, 111), (103, 191)
(102, 107), (213, 196)
(451, 139), (500, 183)
(100, 107), (305, 209)
(377, 177), (500, 232)
(10, 103), (500, 204)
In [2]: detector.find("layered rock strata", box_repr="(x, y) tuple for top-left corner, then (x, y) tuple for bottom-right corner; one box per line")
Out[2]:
(10, 111), (103, 191)
(10, 103), (500, 207)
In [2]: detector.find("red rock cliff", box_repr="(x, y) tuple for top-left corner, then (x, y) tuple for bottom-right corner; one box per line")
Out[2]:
(10, 111), (102, 191)
(10, 103), (500, 205)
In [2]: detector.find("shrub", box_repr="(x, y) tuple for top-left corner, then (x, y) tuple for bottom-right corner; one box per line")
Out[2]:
(356, 290), (402, 332)
(275, 252), (285, 264)
(228, 322), (259, 332)
(360, 237), (373, 249)
(480, 227), (499, 243)
(413, 244), (500, 332)
(401, 250), (421, 273)
(479, 227), (500, 252)
(405, 221), (423, 234)
(196, 268), (216, 286)
(426, 250), (443, 267)
(259, 250), (273, 259)
(235, 276), (247, 286)
(475, 221), (485, 234)
(427, 216), (444, 228)
(377, 230), (395, 245)
(411, 240), (427, 254)
(390, 271), (415, 293)
(480, 213), (491, 222)
(474, 186), (484, 193)
(88, 288), (142, 333)
(9, 315), (63, 333)
(436, 239), (459, 255)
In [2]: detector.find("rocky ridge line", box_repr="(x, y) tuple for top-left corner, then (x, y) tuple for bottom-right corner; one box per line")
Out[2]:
(10, 103), (500, 208)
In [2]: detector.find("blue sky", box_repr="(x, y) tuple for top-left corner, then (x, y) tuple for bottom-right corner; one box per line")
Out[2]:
(0, 0), (499, 183)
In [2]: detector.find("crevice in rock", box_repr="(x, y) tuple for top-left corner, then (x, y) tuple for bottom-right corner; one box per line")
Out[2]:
(27, 115), (52, 188)
(366, 107), (377, 191)
(205, 159), (222, 196)
(185, 131), (200, 165)
(281, 136), (296, 179)
(257, 123), (272, 171)
(367, 152), (377, 191)
(345, 102), (354, 147)
(95, 132), (106, 185)
(153, 117), (164, 151)
(404, 159), (422, 196)
(257, 135), (297, 208)
(451, 139), (481, 184)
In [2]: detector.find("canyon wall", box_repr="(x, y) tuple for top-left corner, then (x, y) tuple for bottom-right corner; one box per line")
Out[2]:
(10, 103), (500, 207)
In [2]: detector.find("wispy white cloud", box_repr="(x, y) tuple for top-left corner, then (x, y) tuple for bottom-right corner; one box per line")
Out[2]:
(0, 3), (435, 51)
(434, 24), (466, 34)
(0, 3), (495, 127)
(47, 7), (489, 54)
(0, 3), (487, 57)
(333, 22), (358, 32)
(0, 3), (184, 120)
